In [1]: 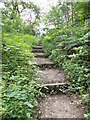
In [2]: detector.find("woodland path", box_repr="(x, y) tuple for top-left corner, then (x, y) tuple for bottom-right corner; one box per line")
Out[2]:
(33, 43), (86, 119)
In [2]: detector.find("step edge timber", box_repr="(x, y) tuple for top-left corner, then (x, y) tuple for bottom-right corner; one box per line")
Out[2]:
(33, 49), (43, 50)
(41, 82), (68, 93)
(33, 61), (55, 65)
(42, 83), (68, 87)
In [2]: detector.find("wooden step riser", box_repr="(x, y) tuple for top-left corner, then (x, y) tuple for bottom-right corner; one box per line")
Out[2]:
(33, 47), (42, 49)
(35, 55), (47, 58)
(33, 50), (44, 53)
(37, 64), (56, 69)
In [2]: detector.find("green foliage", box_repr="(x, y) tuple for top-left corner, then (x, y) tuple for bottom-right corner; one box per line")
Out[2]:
(45, 6), (62, 27)
(62, 60), (89, 92)
(21, 1), (40, 20)
(42, 35), (55, 55)
(1, 1), (41, 119)
(19, 34), (40, 47)
(74, 2), (90, 19)
(43, 2), (90, 30)
(2, 1), (40, 35)
(2, 12), (23, 33)
(2, 33), (41, 119)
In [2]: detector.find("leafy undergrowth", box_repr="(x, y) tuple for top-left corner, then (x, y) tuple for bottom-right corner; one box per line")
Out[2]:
(2, 33), (42, 119)
(42, 22), (90, 119)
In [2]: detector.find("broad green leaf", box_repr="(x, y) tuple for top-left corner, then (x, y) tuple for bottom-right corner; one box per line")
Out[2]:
(26, 113), (31, 118)
(24, 102), (34, 108)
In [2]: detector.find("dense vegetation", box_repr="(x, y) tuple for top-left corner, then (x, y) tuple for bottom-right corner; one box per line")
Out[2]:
(1, 1), (41, 119)
(42, 2), (90, 118)
(2, 33), (41, 119)
(43, 23), (89, 92)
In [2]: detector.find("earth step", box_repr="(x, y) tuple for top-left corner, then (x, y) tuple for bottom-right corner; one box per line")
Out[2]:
(33, 58), (55, 68)
(37, 44), (42, 46)
(41, 83), (68, 93)
(34, 58), (54, 64)
(38, 68), (66, 84)
(33, 46), (42, 49)
(38, 95), (86, 118)
(34, 52), (47, 58)
(38, 43), (42, 45)
(32, 49), (44, 53)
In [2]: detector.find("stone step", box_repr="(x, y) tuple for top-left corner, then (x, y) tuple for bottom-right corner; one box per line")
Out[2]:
(34, 52), (47, 58)
(41, 83), (68, 93)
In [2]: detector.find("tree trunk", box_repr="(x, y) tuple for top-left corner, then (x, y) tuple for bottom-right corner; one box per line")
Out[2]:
(12, 1), (20, 14)
(65, 13), (67, 23)
(81, 16), (82, 24)
(71, 3), (74, 25)
(84, 16), (85, 22)
(77, 14), (80, 26)
(66, 3), (69, 28)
